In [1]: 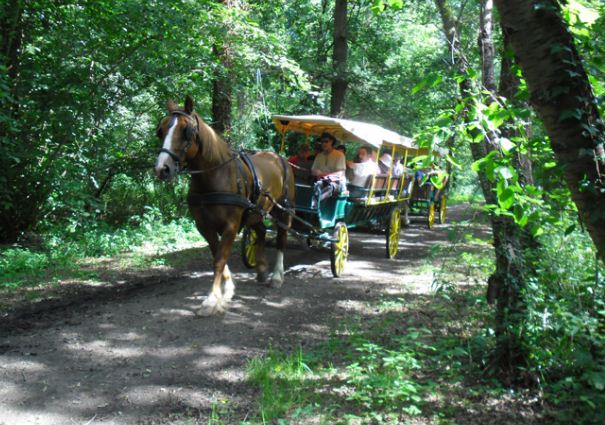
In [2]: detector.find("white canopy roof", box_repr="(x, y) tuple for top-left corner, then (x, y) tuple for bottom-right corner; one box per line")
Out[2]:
(272, 114), (419, 152)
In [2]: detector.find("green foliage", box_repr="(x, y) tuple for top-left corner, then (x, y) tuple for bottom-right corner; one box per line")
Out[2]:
(0, 0), (311, 242)
(522, 226), (605, 423)
(0, 209), (202, 290)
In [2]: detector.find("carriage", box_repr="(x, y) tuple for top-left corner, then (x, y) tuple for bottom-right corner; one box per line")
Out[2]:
(407, 155), (450, 229)
(241, 115), (423, 277)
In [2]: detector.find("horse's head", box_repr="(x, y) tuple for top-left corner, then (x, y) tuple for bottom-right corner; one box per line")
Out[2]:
(154, 95), (199, 181)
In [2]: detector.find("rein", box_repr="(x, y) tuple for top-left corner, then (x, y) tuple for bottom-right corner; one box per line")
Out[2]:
(180, 153), (239, 175)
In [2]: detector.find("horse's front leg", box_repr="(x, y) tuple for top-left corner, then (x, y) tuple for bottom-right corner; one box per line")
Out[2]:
(197, 223), (239, 317)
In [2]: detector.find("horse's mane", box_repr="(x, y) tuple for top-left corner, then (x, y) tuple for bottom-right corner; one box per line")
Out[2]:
(193, 112), (232, 163)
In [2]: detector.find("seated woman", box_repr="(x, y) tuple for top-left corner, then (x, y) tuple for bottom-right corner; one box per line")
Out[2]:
(346, 146), (380, 198)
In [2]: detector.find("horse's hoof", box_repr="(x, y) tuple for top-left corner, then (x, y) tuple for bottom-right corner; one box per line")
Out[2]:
(195, 306), (214, 317)
(195, 304), (226, 316)
(257, 271), (268, 283)
(270, 275), (284, 288)
(195, 295), (226, 316)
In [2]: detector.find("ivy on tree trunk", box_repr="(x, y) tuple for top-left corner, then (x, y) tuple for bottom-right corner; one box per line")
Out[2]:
(435, 0), (532, 381)
(494, 0), (605, 264)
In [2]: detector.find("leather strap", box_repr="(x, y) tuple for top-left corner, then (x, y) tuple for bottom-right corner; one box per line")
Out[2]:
(187, 192), (253, 209)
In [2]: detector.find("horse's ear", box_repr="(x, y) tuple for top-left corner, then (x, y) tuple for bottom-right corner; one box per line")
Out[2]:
(167, 99), (178, 113)
(184, 95), (194, 114)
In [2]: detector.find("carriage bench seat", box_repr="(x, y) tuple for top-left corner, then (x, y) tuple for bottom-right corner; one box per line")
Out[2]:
(348, 174), (390, 203)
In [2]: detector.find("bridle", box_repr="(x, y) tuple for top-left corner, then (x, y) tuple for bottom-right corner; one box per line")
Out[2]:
(158, 110), (239, 175)
(158, 110), (199, 170)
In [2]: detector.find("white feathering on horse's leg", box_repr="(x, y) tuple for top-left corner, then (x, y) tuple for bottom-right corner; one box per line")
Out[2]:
(270, 250), (285, 288)
(222, 265), (235, 301)
(196, 278), (226, 316)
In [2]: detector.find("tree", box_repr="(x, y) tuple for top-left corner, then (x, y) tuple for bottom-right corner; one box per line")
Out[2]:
(331, 0), (348, 116)
(211, 0), (236, 137)
(435, 0), (534, 379)
(494, 0), (605, 263)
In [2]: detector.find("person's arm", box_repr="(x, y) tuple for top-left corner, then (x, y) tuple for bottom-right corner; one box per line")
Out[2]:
(311, 154), (324, 177)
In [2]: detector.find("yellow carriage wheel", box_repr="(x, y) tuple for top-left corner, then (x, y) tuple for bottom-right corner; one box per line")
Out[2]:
(241, 227), (257, 269)
(427, 202), (436, 229)
(330, 222), (349, 277)
(385, 207), (401, 259)
(438, 196), (447, 224)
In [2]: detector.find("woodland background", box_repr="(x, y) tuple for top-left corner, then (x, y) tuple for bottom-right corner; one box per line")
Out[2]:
(1, 0), (605, 423)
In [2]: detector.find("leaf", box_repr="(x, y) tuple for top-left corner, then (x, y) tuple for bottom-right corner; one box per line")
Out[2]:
(411, 79), (427, 95)
(387, 0), (404, 9)
(559, 108), (583, 121)
(564, 224), (576, 235)
(371, 0), (386, 13)
(498, 187), (515, 210)
(498, 137), (514, 153)
(471, 158), (484, 172)
(445, 154), (462, 170)
(530, 225), (544, 237)
(496, 166), (514, 180)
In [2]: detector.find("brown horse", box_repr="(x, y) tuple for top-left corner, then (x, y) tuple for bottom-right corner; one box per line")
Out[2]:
(154, 96), (295, 316)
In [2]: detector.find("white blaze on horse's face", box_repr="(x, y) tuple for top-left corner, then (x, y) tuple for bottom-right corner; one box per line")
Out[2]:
(155, 118), (178, 181)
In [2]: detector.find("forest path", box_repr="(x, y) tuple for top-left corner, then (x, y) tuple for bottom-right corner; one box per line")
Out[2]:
(0, 204), (486, 425)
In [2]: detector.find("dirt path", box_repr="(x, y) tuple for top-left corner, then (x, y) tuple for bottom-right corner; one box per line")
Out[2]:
(0, 205), (478, 425)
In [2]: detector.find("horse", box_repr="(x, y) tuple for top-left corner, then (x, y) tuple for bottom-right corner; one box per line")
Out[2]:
(154, 95), (295, 316)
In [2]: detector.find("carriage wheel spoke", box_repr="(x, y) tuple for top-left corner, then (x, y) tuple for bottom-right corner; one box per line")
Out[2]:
(386, 208), (401, 259)
(331, 223), (349, 277)
(428, 203), (435, 229)
(439, 196), (447, 224)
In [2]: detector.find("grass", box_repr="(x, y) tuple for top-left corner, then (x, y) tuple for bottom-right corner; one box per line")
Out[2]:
(243, 288), (509, 424)
(240, 213), (530, 424)
(0, 209), (206, 304)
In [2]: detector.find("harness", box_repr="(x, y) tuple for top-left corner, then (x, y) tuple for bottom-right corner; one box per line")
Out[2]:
(160, 110), (291, 220)
(186, 151), (263, 214)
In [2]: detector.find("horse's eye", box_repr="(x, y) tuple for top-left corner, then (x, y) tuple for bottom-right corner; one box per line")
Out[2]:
(183, 125), (195, 141)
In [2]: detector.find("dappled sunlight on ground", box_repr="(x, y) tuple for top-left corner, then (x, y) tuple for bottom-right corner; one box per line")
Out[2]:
(0, 203), (499, 424)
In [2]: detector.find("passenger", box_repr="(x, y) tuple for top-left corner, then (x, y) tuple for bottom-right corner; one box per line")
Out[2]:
(346, 146), (380, 197)
(308, 141), (322, 161)
(310, 132), (346, 207)
(392, 154), (405, 177)
(378, 153), (392, 174)
(288, 143), (311, 166)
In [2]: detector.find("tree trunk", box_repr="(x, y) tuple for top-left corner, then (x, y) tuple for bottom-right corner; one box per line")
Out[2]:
(494, 0), (605, 263)
(435, 0), (530, 381)
(211, 0), (235, 138)
(330, 0), (348, 117)
(211, 49), (232, 137)
(0, 0), (29, 242)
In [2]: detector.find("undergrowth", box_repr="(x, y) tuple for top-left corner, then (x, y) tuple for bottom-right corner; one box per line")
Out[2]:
(243, 209), (605, 424)
(242, 214), (514, 424)
(0, 206), (203, 290)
